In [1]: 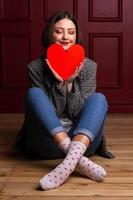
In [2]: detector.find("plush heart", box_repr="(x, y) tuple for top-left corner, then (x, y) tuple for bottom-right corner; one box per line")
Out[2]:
(47, 44), (85, 80)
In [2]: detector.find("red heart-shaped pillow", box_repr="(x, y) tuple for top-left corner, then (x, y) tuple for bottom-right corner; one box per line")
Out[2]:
(47, 44), (85, 80)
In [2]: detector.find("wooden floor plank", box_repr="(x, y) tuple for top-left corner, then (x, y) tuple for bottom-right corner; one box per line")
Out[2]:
(0, 197), (133, 200)
(1, 181), (133, 197)
(0, 113), (133, 199)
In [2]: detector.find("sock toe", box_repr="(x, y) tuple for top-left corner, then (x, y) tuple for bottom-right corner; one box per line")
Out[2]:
(39, 177), (54, 190)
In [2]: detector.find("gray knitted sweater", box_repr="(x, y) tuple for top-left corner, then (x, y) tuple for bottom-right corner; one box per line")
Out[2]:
(14, 56), (114, 158)
(27, 57), (97, 121)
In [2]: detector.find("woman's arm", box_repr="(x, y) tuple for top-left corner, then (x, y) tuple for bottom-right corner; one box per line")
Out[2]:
(27, 58), (67, 116)
(66, 58), (97, 119)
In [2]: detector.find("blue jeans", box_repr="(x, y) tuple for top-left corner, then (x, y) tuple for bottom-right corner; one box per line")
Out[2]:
(25, 87), (108, 159)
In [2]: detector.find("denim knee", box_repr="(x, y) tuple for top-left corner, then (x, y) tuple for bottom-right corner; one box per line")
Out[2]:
(25, 87), (65, 136)
(87, 92), (108, 112)
(26, 87), (44, 99)
(25, 87), (46, 106)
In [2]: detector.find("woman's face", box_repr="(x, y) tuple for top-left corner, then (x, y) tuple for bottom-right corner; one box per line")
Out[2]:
(53, 18), (76, 50)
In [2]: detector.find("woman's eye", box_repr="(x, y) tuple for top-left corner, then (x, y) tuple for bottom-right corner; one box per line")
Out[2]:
(68, 31), (75, 35)
(55, 30), (62, 34)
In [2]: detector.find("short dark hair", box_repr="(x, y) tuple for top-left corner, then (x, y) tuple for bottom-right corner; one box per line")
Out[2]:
(41, 11), (83, 54)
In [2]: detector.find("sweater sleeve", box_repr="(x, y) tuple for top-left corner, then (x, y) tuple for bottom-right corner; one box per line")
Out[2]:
(27, 58), (67, 95)
(26, 58), (67, 116)
(27, 59), (48, 93)
(66, 58), (97, 119)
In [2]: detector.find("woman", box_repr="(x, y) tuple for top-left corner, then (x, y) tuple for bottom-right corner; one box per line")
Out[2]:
(14, 11), (114, 190)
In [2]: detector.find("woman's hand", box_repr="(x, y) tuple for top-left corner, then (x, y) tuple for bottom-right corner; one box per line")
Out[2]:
(46, 58), (85, 90)
(45, 59), (64, 82)
(66, 59), (85, 83)
(66, 59), (85, 92)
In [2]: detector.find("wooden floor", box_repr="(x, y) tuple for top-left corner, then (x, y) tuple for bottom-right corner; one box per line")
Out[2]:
(0, 113), (133, 200)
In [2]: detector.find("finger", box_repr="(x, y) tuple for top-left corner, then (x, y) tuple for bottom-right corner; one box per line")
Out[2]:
(80, 58), (85, 67)
(45, 59), (51, 68)
(46, 59), (57, 74)
(46, 59), (63, 82)
(73, 67), (78, 76)
(52, 69), (63, 81)
(45, 58), (49, 64)
(79, 62), (84, 71)
(75, 66), (79, 72)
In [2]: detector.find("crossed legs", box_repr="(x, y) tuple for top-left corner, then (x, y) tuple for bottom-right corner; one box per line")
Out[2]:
(25, 88), (108, 190)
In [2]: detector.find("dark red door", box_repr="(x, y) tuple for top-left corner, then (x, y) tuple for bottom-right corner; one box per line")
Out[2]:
(0, 0), (133, 112)
(78, 0), (133, 112)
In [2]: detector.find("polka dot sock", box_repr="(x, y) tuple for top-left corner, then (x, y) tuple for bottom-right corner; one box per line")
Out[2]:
(59, 137), (106, 182)
(76, 157), (106, 182)
(39, 141), (86, 190)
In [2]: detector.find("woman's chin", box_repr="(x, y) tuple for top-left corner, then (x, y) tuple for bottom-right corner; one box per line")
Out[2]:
(62, 44), (72, 51)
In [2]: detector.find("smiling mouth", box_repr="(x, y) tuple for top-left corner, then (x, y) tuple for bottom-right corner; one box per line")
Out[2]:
(61, 42), (70, 45)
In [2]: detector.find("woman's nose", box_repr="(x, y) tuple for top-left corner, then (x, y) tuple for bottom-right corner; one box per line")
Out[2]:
(62, 31), (68, 40)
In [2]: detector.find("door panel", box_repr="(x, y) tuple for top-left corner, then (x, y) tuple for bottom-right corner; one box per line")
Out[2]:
(78, 0), (133, 112)
(0, 0), (133, 112)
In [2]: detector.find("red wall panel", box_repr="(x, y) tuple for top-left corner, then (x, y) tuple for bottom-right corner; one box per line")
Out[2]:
(0, 0), (133, 112)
